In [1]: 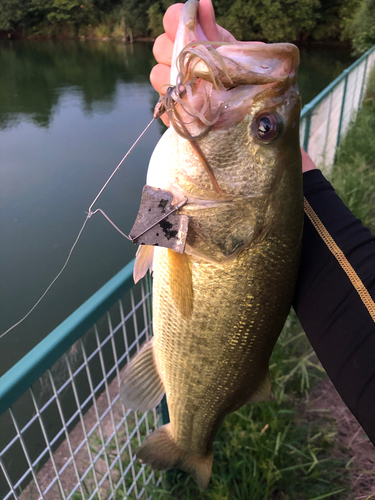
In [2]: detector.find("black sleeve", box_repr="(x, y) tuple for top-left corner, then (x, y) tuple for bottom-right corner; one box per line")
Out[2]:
(293, 169), (375, 446)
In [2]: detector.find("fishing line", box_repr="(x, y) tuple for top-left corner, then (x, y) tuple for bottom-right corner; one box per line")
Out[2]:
(88, 118), (155, 215)
(0, 218), (90, 339)
(0, 118), (156, 339)
(89, 208), (132, 241)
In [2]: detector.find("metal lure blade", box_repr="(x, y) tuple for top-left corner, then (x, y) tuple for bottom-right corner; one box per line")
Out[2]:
(129, 185), (189, 253)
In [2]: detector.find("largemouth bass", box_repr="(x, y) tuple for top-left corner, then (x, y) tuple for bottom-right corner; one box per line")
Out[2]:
(120, 0), (303, 489)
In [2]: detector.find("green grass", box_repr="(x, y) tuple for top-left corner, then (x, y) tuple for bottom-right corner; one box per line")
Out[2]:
(69, 412), (158, 500)
(147, 314), (349, 500)
(67, 322), (348, 500)
(329, 66), (375, 232)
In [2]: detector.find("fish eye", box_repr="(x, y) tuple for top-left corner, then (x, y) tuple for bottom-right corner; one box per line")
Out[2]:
(255, 113), (279, 142)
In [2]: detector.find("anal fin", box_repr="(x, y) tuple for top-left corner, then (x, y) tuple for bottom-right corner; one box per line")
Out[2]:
(133, 245), (154, 284)
(120, 338), (165, 412)
(247, 371), (273, 404)
(168, 249), (193, 318)
(137, 423), (213, 491)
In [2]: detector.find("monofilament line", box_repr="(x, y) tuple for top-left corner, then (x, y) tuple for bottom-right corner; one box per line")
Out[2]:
(0, 217), (89, 339)
(0, 118), (155, 339)
(88, 118), (155, 215)
(90, 208), (131, 241)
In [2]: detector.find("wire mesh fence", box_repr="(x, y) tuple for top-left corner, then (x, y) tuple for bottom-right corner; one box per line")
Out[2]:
(300, 44), (375, 172)
(0, 271), (163, 500)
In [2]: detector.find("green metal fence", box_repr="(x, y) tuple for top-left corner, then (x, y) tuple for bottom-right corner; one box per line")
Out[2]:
(0, 262), (162, 499)
(300, 44), (375, 172)
(1, 44), (374, 500)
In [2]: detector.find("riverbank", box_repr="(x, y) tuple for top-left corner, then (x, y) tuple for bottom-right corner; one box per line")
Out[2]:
(0, 29), (154, 42)
(2, 0), (373, 56)
(0, 29), (353, 50)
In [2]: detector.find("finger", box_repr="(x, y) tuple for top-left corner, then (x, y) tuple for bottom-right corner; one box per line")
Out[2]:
(199, 0), (221, 41)
(153, 33), (174, 66)
(150, 64), (171, 94)
(161, 114), (170, 127)
(199, 0), (237, 42)
(163, 3), (184, 42)
(150, 65), (171, 126)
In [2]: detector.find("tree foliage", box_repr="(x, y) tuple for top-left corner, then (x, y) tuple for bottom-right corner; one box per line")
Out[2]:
(214, 0), (320, 43)
(147, 3), (164, 38)
(342, 0), (375, 54)
(0, 0), (121, 34)
(0, 0), (29, 30)
(121, 0), (154, 37)
(0, 0), (373, 51)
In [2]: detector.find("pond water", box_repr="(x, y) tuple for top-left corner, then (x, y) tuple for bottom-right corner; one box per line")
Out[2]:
(0, 40), (354, 375)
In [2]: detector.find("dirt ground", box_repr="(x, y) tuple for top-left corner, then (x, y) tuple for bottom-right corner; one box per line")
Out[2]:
(19, 374), (375, 499)
(308, 378), (375, 500)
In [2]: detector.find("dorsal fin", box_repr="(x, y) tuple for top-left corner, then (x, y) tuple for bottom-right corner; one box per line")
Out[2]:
(133, 245), (154, 284)
(168, 249), (194, 318)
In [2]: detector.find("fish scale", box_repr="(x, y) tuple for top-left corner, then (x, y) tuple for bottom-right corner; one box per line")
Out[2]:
(152, 220), (300, 453)
(120, 0), (303, 489)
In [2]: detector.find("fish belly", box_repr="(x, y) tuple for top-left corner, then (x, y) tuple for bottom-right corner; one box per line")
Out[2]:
(152, 231), (299, 456)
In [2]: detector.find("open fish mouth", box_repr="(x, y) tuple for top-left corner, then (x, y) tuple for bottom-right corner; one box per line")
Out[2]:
(163, 0), (300, 141)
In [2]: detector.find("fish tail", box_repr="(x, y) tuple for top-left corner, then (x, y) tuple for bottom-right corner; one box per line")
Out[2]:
(137, 423), (213, 490)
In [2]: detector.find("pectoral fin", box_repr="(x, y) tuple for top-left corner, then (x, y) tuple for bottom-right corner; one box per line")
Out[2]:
(168, 249), (193, 318)
(119, 338), (165, 412)
(133, 245), (154, 284)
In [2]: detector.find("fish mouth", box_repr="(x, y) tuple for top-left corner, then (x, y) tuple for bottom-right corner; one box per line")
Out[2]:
(165, 0), (300, 140)
(170, 0), (299, 87)
(165, 0), (300, 194)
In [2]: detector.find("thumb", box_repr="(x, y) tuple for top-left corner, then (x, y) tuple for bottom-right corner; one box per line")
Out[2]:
(199, 0), (236, 42)
(199, 0), (220, 40)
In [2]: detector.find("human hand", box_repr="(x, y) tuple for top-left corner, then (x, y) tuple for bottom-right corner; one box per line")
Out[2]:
(150, 0), (235, 126)
(150, 0), (316, 173)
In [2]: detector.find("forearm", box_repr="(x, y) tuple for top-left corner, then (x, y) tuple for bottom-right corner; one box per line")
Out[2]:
(293, 169), (375, 445)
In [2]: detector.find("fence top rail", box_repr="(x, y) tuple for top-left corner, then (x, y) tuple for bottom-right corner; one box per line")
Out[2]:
(0, 258), (135, 416)
(301, 44), (375, 118)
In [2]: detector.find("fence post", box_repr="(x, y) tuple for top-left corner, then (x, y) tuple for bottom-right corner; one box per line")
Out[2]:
(302, 109), (312, 153)
(359, 55), (369, 105)
(161, 395), (170, 425)
(336, 70), (349, 149)
(322, 91), (333, 161)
